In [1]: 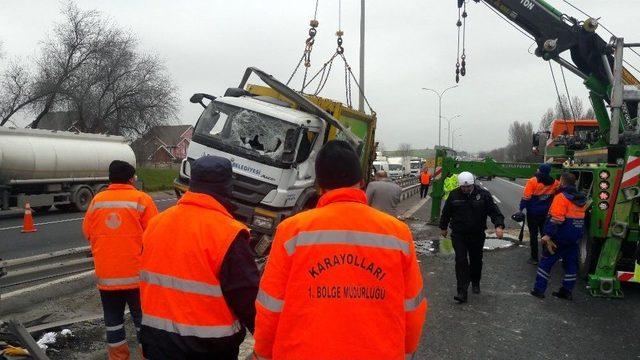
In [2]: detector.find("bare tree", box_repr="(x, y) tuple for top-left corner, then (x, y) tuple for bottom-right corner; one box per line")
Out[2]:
(398, 143), (412, 158)
(584, 107), (595, 119)
(0, 62), (33, 126)
(0, 2), (177, 135)
(539, 108), (555, 131)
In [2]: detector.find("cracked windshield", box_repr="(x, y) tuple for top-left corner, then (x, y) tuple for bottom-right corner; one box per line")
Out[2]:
(195, 102), (298, 162)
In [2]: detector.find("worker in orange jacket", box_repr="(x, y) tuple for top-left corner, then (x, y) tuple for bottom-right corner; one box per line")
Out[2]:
(253, 140), (427, 360)
(518, 164), (560, 264)
(139, 156), (259, 359)
(82, 160), (158, 360)
(420, 167), (431, 198)
(531, 172), (588, 300)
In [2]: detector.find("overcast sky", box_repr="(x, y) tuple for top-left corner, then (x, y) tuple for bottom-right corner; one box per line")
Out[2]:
(1, 1), (639, 152)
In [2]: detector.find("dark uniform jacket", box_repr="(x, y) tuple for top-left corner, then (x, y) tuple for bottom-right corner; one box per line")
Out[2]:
(439, 185), (505, 235)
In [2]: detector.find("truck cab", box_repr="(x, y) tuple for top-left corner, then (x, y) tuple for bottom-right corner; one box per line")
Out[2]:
(174, 67), (376, 258)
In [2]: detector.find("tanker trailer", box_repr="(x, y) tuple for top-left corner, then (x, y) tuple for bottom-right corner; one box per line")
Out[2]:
(0, 127), (135, 212)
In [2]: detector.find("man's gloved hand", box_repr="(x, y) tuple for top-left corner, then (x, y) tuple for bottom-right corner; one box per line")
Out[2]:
(541, 235), (557, 254)
(441, 229), (448, 238)
(511, 211), (525, 223)
(495, 227), (504, 239)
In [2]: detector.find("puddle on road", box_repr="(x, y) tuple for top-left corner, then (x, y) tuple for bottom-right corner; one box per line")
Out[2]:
(407, 220), (518, 256)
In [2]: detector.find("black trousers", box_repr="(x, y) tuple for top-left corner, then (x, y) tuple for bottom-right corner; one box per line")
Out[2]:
(141, 325), (245, 360)
(99, 289), (142, 347)
(452, 232), (486, 294)
(420, 184), (430, 198)
(527, 213), (546, 261)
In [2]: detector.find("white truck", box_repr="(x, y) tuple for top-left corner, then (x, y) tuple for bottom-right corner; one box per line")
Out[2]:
(0, 127), (135, 212)
(387, 156), (410, 179)
(409, 157), (424, 177)
(174, 67), (376, 258)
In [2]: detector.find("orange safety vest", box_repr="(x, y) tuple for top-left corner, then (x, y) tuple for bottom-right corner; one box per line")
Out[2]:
(82, 184), (158, 290)
(140, 191), (249, 339)
(420, 171), (431, 185)
(254, 188), (426, 360)
(521, 177), (560, 215)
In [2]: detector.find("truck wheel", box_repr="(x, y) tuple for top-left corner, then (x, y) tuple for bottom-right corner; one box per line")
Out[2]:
(72, 187), (94, 212)
(579, 233), (601, 279)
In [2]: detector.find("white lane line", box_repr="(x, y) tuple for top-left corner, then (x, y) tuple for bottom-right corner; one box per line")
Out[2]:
(0, 198), (176, 231)
(401, 197), (431, 219)
(0, 217), (85, 231)
(492, 195), (502, 204)
(496, 177), (525, 189)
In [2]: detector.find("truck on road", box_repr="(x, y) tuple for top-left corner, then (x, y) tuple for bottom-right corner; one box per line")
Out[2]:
(0, 127), (136, 212)
(174, 67), (376, 258)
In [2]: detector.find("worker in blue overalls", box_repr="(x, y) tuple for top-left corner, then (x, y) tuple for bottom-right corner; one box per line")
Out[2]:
(531, 172), (588, 300)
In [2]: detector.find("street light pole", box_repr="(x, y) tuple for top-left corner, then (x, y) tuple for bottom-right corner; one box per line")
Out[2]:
(422, 85), (458, 147)
(445, 114), (461, 147)
(452, 128), (462, 149)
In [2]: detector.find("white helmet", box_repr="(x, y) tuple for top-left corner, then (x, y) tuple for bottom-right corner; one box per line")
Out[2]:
(457, 171), (475, 186)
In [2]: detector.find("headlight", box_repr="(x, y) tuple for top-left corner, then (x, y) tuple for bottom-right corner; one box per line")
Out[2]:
(599, 170), (610, 180)
(252, 215), (274, 229)
(599, 181), (609, 190)
(598, 201), (609, 211)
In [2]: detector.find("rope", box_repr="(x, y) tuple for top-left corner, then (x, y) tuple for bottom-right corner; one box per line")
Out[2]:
(340, 53), (374, 113)
(560, 66), (578, 120)
(549, 62), (570, 130)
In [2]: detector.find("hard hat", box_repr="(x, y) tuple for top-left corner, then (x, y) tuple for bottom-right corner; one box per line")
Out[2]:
(458, 171), (475, 186)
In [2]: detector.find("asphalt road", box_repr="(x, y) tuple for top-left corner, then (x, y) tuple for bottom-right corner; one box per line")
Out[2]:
(0, 196), (176, 260)
(480, 177), (526, 229)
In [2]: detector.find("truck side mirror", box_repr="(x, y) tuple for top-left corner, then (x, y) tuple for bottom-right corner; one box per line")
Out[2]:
(282, 128), (299, 164)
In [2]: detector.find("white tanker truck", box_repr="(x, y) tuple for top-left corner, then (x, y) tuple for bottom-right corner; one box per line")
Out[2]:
(0, 127), (135, 212)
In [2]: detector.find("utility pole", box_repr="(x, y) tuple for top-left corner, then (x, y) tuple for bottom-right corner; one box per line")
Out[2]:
(445, 114), (461, 147)
(358, 0), (365, 112)
(422, 86), (458, 146)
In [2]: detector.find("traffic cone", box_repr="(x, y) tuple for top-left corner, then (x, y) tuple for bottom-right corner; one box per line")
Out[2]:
(21, 202), (37, 233)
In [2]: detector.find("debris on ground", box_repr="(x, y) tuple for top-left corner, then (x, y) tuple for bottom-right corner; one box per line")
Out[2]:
(36, 332), (57, 350)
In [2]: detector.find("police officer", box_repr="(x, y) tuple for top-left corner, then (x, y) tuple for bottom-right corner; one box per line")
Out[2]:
(440, 171), (505, 303)
(139, 156), (259, 359)
(253, 140), (426, 360)
(518, 164), (559, 264)
(531, 172), (587, 300)
(82, 160), (159, 360)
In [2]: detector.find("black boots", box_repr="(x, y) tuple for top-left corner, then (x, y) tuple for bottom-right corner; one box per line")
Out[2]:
(552, 287), (573, 300)
(472, 283), (480, 294)
(530, 290), (545, 299)
(454, 292), (468, 303)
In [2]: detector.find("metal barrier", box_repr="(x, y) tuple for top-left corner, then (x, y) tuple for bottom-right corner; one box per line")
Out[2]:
(0, 246), (94, 290)
(395, 177), (420, 201)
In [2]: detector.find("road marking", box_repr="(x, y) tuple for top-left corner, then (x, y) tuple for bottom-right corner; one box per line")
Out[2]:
(496, 177), (525, 189)
(401, 197), (431, 219)
(492, 195), (501, 204)
(0, 217), (85, 231)
(0, 198), (176, 231)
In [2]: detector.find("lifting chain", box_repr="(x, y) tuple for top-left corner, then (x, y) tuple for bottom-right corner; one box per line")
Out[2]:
(455, 1), (469, 83)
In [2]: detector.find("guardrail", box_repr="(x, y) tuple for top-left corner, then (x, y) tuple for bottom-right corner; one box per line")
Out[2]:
(0, 246), (94, 291)
(395, 177), (420, 201)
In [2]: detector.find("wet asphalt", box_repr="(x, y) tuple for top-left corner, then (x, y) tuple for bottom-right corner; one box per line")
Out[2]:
(414, 243), (640, 359)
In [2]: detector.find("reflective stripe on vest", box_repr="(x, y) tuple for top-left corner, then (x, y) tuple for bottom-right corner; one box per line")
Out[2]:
(257, 289), (284, 312)
(140, 270), (222, 297)
(284, 230), (410, 256)
(404, 290), (425, 312)
(141, 314), (241, 338)
(98, 276), (139, 287)
(90, 201), (146, 212)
